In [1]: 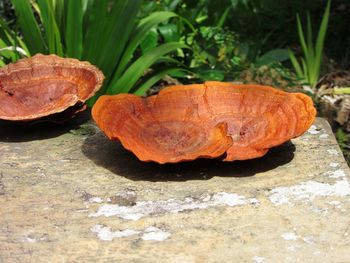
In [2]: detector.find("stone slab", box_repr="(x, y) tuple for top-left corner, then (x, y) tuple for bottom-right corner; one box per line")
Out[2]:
(0, 117), (349, 263)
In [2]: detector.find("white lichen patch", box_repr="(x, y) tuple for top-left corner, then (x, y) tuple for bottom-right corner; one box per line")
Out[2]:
(21, 233), (48, 243)
(302, 236), (315, 244)
(90, 192), (258, 221)
(252, 256), (266, 263)
(327, 149), (339, 156)
(269, 179), (350, 205)
(91, 225), (140, 241)
(325, 169), (346, 178)
(286, 245), (297, 251)
(319, 134), (329, 139)
(329, 162), (340, 168)
(329, 200), (341, 205)
(89, 197), (103, 203)
(308, 125), (320, 135)
(328, 200), (343, 210)
(281, 232), (299, 241)
(141, 227), (171, 241)
(91, 225), (170, 242)
(25, 237), (37, 243)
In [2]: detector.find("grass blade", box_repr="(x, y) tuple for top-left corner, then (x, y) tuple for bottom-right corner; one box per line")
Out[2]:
(82, 0), (95, 30)
(0, 17), (30, 58)
(314, 0), (331, 86)
(133, 67), (186, 96)
(306, 13), (313, 54)
(159, 24), (180, 42)
(288, 49), (303, 78)
(37, 0), (63, 56)
(256, 49), (290, 66)
(140, 28), (159, 54)
(108, 42), (188, 94)
(65, 0), (83, 59)
(83, 0), (142, 81)
(53, 0), (65, 37)
(98, 0), (142, 79)
(296, 14), (308, 62)
(301, 59), (308, 83)
(116, 11), (178, 79)
(82, 0), (109, 63)
(11, 0), (47, 54)
(216, 6), (230, 28)
(0, 17), (15, 46)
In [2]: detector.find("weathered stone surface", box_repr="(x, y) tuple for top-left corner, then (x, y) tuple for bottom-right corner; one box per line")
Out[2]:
(0, 117), (349, 262)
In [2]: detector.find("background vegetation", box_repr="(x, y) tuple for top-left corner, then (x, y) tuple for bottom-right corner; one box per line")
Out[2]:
(1, 0), (350, 161)
(1, 0), (348, 87)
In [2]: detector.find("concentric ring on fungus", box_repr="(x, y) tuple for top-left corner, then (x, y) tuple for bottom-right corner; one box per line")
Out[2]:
(92, 81), (316, 164)
(0, 54), (104, 121)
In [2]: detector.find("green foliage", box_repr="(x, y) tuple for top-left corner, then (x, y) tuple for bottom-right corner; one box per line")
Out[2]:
(11, 0), (47, 54)
(0, 0), (188, 103)
(238, 64), (299, 88)
(139, 1), (291, 83)
(186, 26), (290, 81)
(288, 0), (331, 88)
(336, 128), (350, 164)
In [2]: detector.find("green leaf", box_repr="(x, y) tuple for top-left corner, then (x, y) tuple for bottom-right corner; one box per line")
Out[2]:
(0, 17), (15, 46)
(53, 0), (65, 37)
(195, 69), (225, 81)
(292, 1), (331, 87)
(133, 67), (186, 96)
(108, 42), (188, 94)
(216, 6), (231, 28)
(0, 46), (28, 59)
(314, 0), (331, 87)
(115, 11), (178, 79)
(306, 13), (314, 54)
(82, 0), (110, 64)
(301, 59), (308, 82)
(82, 0), (95, 29)
(154, 56), (186, 66)
(288, 49), (303, 78)
(37, 0), (63, 56)
(140, 28), (158, 54)
(306, 15), (315, 70)
(296, 14), (308, 62)
(65, 0), (83, 59)
(168, 0), (181, 11)
(0, 16), (30, 59)
(84, 0), (142, 79)
(11, 0), (47, 54)
(256, 49), (290, 66)
(159, 24), (180, 42)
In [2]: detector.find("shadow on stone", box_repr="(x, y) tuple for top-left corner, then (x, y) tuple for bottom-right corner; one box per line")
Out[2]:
(0, 111), (90, 142)
(82, 132), (296, 182)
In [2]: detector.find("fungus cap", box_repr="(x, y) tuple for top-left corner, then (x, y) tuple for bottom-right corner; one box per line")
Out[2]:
(0, 54), (104, 121)
(92, 81), (316, 164)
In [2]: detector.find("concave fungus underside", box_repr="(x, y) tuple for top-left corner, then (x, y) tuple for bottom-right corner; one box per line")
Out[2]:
(0, 54), (104, 122)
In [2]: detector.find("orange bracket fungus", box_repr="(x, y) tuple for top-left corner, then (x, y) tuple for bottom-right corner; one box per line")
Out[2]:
(92, 81), (316, 164)
(0, 54), (104, 122)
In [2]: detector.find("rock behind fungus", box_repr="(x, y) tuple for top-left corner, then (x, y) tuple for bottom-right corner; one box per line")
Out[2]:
(0, 54), (104, 122)
(92, 81), (316, 164)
